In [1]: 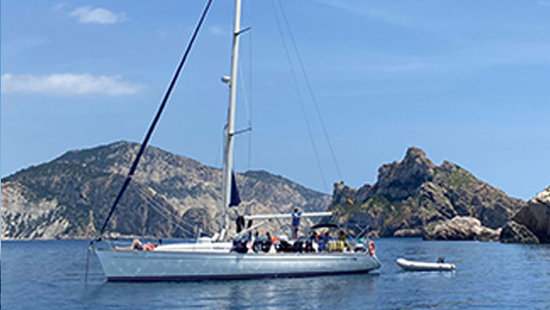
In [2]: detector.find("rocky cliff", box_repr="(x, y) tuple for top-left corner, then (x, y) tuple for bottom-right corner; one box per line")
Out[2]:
(1, 141), (330, 240)
(500, 186), (550, 244)
(329, 147), (526, 240)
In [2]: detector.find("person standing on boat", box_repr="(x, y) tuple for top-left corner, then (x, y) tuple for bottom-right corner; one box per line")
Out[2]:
(318, 230), (328, 252)
(291, 208), (302, 240)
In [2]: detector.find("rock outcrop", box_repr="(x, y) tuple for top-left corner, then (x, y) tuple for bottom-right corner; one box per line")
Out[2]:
(328, 147), (526, 239)
(393, 228), (422, 238)
(423, 216), (501, 241)
(1, 141), (330, 240)
(500, 221), (540, 244)
(500, 186), (550, 243)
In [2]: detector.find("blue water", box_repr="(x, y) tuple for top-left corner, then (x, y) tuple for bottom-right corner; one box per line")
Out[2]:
(2, 238), (549, 309)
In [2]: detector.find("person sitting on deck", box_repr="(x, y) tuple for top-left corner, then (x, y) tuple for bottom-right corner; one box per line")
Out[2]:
(338, 231), (350, 251)
(114, 239), (156, 251)
(264, 232), (274, 252)
(231, 238), (249, 254)
(252, 231), (262, 253)
(306, 231), (318, 253)
(318, 230), (329, 252)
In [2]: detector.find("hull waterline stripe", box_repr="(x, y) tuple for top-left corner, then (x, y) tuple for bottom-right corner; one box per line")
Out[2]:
(106, 269), (375, 282)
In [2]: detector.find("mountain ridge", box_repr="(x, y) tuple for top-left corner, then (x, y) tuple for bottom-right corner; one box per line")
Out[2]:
(2, 143), (537, 242)
(1, 141), (331, 240)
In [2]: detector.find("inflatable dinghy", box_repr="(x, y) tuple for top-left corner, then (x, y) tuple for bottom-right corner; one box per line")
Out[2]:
(396, 258), (456, 272)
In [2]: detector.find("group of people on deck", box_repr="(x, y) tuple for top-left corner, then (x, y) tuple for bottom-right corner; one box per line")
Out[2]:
(230, 228), (356, 254)
(114, 208), (374, 255)
(229, 208), (367, 254)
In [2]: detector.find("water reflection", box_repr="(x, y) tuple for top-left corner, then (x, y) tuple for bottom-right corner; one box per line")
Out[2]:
(396, 270), (455, 281)
(213, 274), (380, 310)
(79, 273), (380, 310)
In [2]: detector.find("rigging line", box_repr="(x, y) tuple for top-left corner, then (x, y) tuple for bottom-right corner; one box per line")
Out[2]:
(97, 0), (215, 236)
(276, 0), (343, 181)
(133, 186), (207, 236)
(211, 123), (224, 173)
(247, 0), (253, 171)
(270, 0), (329, 192)
(214, 127), (223, 167)
(247, 108), (253, 171)
(238, 65), (253, 171)
(130, 186), (197, 236)
(138, 194), (195, 237)
(131, 185), (197, 232)
(84, 247), (91, 284)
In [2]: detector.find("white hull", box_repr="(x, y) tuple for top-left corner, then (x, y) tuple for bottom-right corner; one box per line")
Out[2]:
(95, 247), (381, 281)
(396, 258), (455, 272)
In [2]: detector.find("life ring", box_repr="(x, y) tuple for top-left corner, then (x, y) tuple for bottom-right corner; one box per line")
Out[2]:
(368, 241), (376, 256)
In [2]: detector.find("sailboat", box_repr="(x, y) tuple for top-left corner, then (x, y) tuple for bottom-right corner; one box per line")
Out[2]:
(93, 0), (381, 281)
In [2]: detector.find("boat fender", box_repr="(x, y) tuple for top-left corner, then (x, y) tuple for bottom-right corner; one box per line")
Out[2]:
(368, 241), (376, 256)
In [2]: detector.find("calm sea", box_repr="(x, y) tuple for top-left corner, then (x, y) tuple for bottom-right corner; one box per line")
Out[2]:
(2, 238), (549, 309)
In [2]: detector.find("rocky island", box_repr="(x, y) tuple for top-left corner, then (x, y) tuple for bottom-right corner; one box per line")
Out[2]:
(329, 147), (529, 241)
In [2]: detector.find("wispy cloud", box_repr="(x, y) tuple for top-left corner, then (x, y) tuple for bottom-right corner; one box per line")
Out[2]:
(209, 25), (228, 36)
(52, 3), (67, 12)
(316, 0), (412, 27)
(69, 6), (127, 25)
(157, 29), (168, 39)
(368, 62), (427, 75)
(334, 60), (444, 79)
(1, 38), (48, 58)
(479, 41), (550, 66)
(1, 73), (142, 96)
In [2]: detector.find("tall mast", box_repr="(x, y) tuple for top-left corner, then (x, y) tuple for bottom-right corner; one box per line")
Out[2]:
(220, 0), (243, 240)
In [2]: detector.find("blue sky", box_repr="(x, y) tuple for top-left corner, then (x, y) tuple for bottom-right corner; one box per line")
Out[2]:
(2, 0), (549, 200)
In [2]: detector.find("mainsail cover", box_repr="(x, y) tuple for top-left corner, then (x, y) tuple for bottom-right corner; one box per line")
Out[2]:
(230, 171), (241, 207)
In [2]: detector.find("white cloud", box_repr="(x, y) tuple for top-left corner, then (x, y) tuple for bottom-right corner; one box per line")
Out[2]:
(69, 6), (127, 25)
(1, 73), (142, 96)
